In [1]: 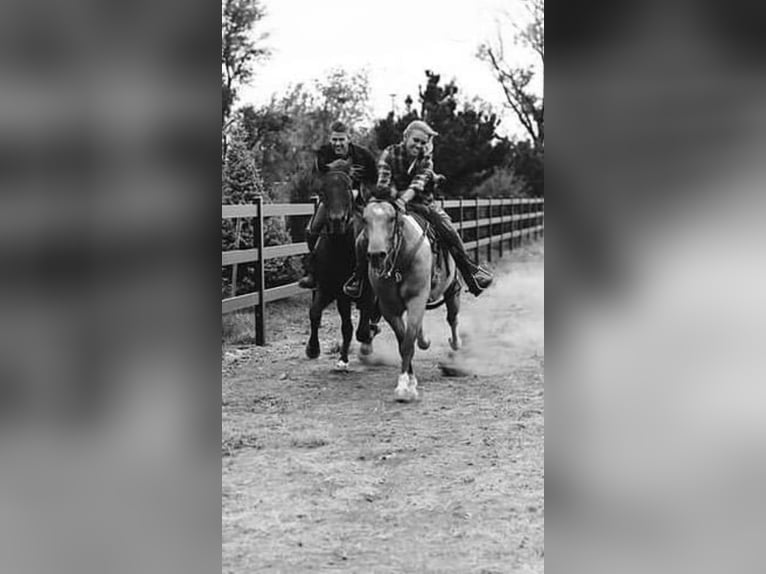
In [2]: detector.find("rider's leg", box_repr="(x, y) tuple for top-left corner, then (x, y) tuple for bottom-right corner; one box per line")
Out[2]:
(427, 204), (493, 296)
(298, 203), (327, 289)
(342, 230), (368, 299)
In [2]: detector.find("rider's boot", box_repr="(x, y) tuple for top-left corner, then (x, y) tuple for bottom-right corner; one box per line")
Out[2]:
(441, 224), (493, 296)
(342, 234), (368, 299)
(298, 232), (320, 289)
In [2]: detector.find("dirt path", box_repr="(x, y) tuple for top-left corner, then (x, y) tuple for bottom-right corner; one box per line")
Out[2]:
(222, 242), (544, 573)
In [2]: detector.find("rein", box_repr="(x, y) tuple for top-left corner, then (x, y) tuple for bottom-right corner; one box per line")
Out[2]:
(380, 209), (427, 283)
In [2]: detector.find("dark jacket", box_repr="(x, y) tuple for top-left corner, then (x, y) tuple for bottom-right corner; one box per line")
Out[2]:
(315, 142), (378, 195)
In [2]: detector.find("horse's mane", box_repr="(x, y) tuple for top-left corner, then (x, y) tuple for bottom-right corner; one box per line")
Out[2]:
(325, 168), (353, 188)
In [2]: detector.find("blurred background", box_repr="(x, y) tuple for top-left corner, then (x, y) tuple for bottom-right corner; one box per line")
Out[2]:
(547, 1), (766, 573)
(0, 0), (219, 572)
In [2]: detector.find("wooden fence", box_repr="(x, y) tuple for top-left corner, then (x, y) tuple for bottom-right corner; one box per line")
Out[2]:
(222, 196), (544, 345)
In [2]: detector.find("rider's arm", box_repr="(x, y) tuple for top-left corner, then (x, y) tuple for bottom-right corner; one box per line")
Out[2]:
(400, 155), (434, 204)
(376, 148), (392, 189)
(315, 145), (332, 173)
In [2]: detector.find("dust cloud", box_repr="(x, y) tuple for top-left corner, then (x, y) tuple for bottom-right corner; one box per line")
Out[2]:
(429, 247), (543, 378)
(358, 245), (544, 378)
(548, 1), (766, 572)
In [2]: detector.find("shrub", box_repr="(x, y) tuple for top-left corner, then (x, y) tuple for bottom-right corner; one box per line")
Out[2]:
(471, 168), (527, 198)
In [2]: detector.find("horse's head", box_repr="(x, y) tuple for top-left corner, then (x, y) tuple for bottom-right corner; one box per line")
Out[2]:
(321, 169), (354, 235)
(363, 199), (398, 272)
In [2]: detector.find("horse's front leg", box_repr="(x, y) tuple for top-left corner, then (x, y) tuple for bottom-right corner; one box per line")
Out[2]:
(387, 315), (410, 400)
(306, 290), (331, 359)
(393, 305), (425, 402)
(336, 297), (353, 370)
(355, 294), (380, 356)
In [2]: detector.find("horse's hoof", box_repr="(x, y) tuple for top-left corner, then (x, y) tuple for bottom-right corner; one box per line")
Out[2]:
(395, 388), (418, 402)
(408, 375), (419, 399)
(448, 337), (462, 351)
(395, 374), (418, 402)
(305, 343), (320, 359)
(334, 359), (349, 372)
(360, 342), (373, 356)
(417, 337), (431, 350)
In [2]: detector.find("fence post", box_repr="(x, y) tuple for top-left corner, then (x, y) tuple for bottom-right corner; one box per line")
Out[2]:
(474, 197), (480, 262)
(534, 199), (540, 240)
(525, 199), (531, 243)
(254, 195), (266, 346)
(525, 199), (530, 244)
(499, 198), (505, 259)
(487, 197), (493, 263)
(231, 217), (242, 297)
(512, 198), (518, 250)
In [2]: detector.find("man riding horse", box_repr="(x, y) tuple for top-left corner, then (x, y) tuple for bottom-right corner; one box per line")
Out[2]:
(343, 120), (494, 299)
(298, 121), (378, 289)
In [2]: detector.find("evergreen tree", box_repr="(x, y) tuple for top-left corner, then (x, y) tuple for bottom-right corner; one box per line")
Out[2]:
(222, 124), (264, 205)
(373, 72), (511, 197)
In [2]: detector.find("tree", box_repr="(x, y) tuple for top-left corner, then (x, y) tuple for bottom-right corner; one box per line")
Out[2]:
(221, 124), (300, 294)
(238, 68), (374, 198)
(373, 72), (511, 197)
(222, 0), (270, 126)
(478, 0), (544, 150)
(222, 124), (263, 206)
(221, 124), (265, 296)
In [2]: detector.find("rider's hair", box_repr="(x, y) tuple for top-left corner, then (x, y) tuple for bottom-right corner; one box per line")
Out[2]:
(330, 121), (349, 134)
(403, 119), (438, 139)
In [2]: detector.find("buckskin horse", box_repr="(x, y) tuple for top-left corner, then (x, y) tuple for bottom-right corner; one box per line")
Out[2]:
(363, 198), (461, 401)
(305, 169), (379, 369)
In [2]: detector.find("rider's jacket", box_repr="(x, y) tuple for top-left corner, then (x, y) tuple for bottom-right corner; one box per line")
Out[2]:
(315, 142), (378, 194)
(376, 143), (435, 204)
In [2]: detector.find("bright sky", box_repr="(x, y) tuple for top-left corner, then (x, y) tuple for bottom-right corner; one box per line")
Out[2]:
(239, 0), (542, 138)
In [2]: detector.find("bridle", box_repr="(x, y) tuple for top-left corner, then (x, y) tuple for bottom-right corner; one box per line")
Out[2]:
(323, 170), (356, 233)
(369, 200), (427, 283)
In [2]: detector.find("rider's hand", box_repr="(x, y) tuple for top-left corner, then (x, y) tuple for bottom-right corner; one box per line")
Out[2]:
(349, 164), (363, 179)
(327, 159), (347, 170)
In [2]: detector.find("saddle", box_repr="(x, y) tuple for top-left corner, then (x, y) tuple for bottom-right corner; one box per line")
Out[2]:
(407, 210), (454, 302)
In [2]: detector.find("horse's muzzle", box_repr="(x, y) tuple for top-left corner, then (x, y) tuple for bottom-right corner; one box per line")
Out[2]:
(368, 250), (386, 270)
(327, 218), (347, 235)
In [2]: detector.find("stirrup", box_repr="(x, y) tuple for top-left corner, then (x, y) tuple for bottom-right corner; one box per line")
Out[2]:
(343, 277), (362, 299)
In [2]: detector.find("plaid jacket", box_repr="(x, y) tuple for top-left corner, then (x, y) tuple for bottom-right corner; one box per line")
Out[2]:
(376, 143), (434, 203)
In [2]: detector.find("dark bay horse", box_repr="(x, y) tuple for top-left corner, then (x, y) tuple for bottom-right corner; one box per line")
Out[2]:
(363, 199), (461, 401)
(306, 170), (379, 369)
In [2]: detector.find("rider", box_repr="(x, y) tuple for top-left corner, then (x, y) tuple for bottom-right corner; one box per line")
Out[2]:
(298, 121), (378, 289)
(342, 119), (494, 298)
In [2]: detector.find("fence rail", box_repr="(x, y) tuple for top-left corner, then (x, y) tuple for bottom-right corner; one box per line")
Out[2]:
(222, 196), (544, 345)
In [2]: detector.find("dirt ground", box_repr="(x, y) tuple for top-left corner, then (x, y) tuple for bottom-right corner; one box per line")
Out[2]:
(222, 241), (544, 573)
